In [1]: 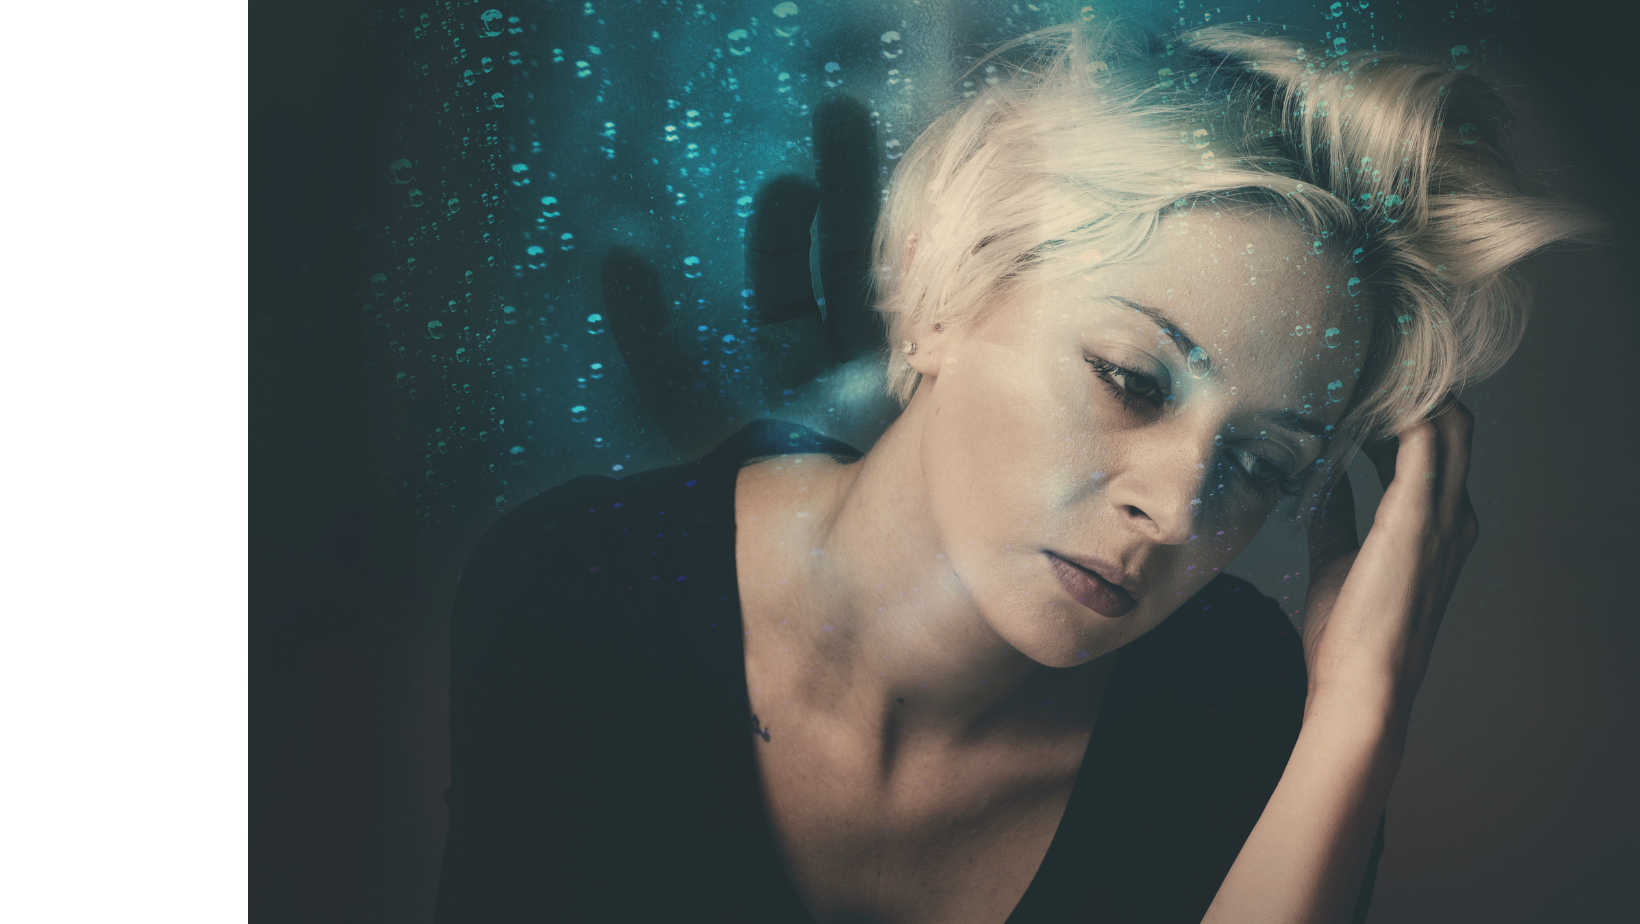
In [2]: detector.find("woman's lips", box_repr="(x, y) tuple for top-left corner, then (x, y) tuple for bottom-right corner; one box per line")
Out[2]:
(1046, 552), (1137, 618)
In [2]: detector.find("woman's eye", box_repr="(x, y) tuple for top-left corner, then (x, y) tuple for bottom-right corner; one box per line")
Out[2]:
(1231, 448), (1282, 484)
(1086, 357), (1165, 409)
(1226, 447), (1301, 498)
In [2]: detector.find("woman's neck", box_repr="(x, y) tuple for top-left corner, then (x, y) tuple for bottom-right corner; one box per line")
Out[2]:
(737, 400), (1107, 757)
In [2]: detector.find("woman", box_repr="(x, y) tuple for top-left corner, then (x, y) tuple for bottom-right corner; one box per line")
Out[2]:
(434, 23), (1598, 923)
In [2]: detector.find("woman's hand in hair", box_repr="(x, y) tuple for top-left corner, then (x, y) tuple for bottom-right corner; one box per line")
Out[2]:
(1206, 398), (1479, 924)
(1300, 398), (1481, 717)
(599, 95), (901, 459)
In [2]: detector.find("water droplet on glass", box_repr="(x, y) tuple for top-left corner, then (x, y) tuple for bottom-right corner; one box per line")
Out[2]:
(727, 28), (751, 56)
(370, 273), (388, 296)
(881, 30), (901, 59)
(1329, 1), (1343, 17)
(1450, 45), (1470, 70)
(481, 56), (495, 73)
(772, 1), (799, 36)
(1350, 246), (1366, 264)
(389, 158), (413, 184)
(1311, 240), (1324, 255)
(683, 255), (703, 278)
(426, 320), (445, 339)
(1347, 277), (1362, 297)
(408, 188), (424, 207)
(1080, 5), (1096, 22)
(508, 445), (527, 465)
(1191, 128), (1211, 149)
(1397, 314), (1413, 334)
(735, 195), (754, 218)
(1187, 345), (1211, 379)
(1324, 327), (1341, 348)
(491, 92), (505, 109)
(1326, 380), (1345, 403)
(479, 8), (504, 37)
(1457, 122), (1479, 145)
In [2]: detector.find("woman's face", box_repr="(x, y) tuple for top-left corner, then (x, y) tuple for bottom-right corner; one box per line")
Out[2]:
(909, 210), (1371, 667)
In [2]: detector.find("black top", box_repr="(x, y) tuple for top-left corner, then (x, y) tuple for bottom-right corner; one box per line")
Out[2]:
(435, 420), (1379, 922)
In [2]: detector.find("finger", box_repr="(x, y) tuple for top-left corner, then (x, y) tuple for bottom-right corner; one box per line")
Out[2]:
(744, 174), (836, 402)
(600, 246), (740, 458)
(745, 174), (822, 325)
(813, 94), (884, 362)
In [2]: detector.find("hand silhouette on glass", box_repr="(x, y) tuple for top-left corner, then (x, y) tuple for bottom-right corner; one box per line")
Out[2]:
(599, 95), (903, 459)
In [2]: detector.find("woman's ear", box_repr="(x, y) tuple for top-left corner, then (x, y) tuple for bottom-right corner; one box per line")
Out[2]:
(904, 320), (949, 378)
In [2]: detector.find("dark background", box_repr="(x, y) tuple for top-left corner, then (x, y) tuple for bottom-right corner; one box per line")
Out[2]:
(250, 0), (1638, 920)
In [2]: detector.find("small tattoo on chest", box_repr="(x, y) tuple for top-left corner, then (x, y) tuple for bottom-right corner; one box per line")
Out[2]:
(751, 712), (770, 742)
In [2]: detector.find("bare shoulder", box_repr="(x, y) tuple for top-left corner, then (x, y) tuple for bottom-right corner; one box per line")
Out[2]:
(734, 452), (851, 525)
(734, 453), (854, 631)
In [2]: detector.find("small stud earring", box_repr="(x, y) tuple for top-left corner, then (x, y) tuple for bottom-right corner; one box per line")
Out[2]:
(901, 340), (918, 355)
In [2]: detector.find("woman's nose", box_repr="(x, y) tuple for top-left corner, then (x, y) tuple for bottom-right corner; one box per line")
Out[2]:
(1104, 449), (1208, 546)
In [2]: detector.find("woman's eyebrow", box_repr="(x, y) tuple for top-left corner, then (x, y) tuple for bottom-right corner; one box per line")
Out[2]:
(1099, 297), (1330, 436)
(1105, 296), (1208, 371)
(1266, 409), (1331, 438)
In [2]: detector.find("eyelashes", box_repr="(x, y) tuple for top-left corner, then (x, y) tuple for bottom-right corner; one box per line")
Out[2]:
(1224, 450), (1304, 499)
(1084, 356), (1165, 411)
(1085, 355), (1301, 499)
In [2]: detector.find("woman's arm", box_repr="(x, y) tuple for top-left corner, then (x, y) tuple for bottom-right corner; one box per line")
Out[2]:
(1205, 400), (1480, 923)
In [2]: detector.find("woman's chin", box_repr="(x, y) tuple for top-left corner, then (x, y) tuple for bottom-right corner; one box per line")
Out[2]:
(990, 599), (1130, 670)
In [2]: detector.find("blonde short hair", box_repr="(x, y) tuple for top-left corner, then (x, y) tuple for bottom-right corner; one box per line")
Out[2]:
(871, 22), (1600, 500)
